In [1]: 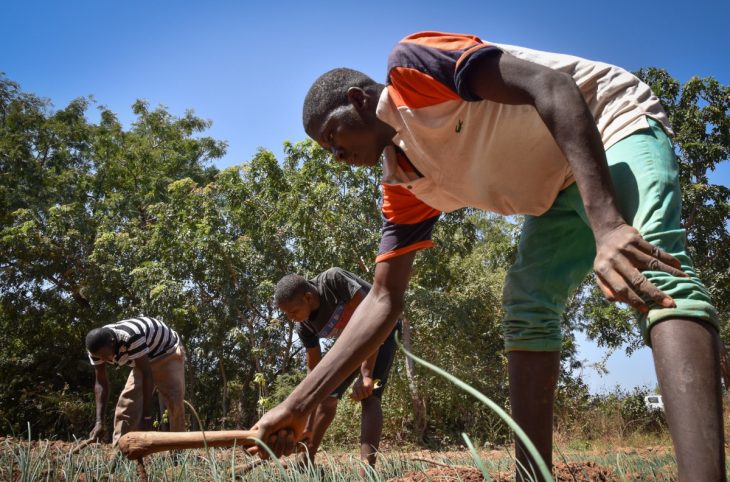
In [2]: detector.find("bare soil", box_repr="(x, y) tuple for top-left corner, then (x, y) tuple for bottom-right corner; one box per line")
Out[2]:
(390, 460), (676, 482)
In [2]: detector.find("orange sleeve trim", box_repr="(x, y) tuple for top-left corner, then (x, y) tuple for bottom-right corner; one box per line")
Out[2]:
(388, 67), (460, 109)
(455, 43), (497, 71)
(401, 31), (483, 51)
(382, 183), (441, 223)
(375, 240), (434, 263)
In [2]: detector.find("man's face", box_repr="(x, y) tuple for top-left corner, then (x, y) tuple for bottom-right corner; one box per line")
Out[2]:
(278, 293), (314, 322)
(91, 345), (116, 364)
(314, 103), (385, 167)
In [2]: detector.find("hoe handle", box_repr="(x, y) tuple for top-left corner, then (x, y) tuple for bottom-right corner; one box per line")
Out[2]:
(118, 430), (258, 460)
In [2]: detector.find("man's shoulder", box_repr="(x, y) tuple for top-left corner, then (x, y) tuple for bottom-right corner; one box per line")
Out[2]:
(315, 267), (370, 289)
(388, 31), (486, 68)
(119, 316), (165, 326)
(116, 316), (173, 333)
(320, 266), (354, 279)
(311, 267), (345, 285)
(295, 319), (319, 341)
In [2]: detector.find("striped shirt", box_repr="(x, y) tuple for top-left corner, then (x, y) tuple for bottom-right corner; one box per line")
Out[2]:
(88, 317), (180, 367)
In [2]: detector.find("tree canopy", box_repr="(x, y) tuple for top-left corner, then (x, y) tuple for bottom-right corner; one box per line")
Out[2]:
(0, 69), (727, 443)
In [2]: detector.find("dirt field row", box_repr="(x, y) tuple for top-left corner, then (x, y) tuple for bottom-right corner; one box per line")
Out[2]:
(1, 435), (686, 481)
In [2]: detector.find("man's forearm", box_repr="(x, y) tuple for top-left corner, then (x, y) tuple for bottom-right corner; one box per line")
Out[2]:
(532, 75), (624, 235)
(360, 351), (378, 379)
(94, 381), (109, 423)
(286, 293), (401, 417)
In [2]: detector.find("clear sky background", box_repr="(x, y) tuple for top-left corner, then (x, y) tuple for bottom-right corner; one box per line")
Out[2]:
(3, 0), (728, 393)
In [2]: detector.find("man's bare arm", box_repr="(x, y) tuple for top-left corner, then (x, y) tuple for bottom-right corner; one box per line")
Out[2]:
(303, 346), (323, 434)
(250, 252), (416, 457)
(341, 289), (379, 380)
(464, 51), (686, 312)
(89, 364), (109, 440)
(305, 346), (322, 372)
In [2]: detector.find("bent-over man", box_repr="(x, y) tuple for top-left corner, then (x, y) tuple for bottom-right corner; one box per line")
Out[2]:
(86, 316), (185, 445)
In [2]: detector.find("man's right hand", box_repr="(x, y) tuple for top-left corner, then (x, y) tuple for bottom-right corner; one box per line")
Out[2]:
(248, 402), (308, 459)
(89, 422), (105, 442)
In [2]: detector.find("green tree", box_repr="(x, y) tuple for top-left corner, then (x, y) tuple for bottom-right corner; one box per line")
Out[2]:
(2, 68), (726, 446)
(0, 74), (224, 437)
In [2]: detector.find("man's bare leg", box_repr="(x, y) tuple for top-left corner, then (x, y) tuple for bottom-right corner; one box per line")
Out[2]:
(650, 318), (725, 481)
(360, 396), (383, 467)
(508, 351), (560, 482)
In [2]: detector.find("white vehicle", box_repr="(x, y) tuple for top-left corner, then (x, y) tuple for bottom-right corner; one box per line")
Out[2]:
(644, 395), (664, 412)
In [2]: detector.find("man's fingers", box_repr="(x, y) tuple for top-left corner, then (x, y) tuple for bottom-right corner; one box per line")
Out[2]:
(351, 383), (368, 401)
(246, 425), (270, 459)
(596, 275), (616, 300)
(635, 239), (687, 275)
(272, 429), (295, 457)
(626, 268), (676, 308)
(632, 249), (687, 278)
(596, 271), (649, 313)
(598, 262), (678, 311)
(246, 445), (262, 457)
(611, 252), (677, 308)
(645, 257), (686, 278)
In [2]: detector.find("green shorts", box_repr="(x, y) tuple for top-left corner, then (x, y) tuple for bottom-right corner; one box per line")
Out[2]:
(503, 117), (719, 352)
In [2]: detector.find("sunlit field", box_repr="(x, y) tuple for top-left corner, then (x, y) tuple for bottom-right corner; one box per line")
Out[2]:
(5, 433), (722, 481)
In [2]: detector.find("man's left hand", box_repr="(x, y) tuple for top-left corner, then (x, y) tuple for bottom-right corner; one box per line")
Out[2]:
(593, 223), (687, 313)
(350, 376), (375, 401)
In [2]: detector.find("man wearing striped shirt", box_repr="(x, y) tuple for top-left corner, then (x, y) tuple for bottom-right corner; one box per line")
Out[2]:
(86, 316), (185, 445)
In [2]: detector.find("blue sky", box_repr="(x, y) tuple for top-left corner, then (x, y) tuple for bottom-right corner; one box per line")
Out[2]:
(3, 0), (728, 393)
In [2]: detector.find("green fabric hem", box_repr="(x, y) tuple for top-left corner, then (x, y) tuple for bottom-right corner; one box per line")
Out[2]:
(640, 300), (720, 345)
(504, 340), (562, 353)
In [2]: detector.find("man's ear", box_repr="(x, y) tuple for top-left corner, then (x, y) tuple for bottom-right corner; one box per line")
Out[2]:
(346, 87), (369, 112)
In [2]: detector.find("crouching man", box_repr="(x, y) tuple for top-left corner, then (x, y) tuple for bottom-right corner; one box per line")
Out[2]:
(85, 316), (186, 445)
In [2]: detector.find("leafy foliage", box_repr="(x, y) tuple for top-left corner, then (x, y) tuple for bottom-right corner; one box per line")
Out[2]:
(0, 69), (726, 446)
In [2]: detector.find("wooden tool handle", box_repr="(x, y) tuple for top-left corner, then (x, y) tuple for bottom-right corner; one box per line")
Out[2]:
(118, 430), (258, 459)
(70, 438), (95, 454)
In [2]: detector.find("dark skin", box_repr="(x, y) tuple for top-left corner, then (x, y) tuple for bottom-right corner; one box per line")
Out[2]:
(252, 51), (724, 480)
(278, 288), (382, 467)
(88, 343), (154, 441)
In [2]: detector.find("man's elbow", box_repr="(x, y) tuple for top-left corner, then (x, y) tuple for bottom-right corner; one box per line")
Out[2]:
(537, 70), (583, 108)
(369, 289), (405, 320)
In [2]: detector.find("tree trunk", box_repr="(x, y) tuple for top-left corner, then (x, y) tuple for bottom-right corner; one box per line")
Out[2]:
(401, 316), (428, 440)
(187, 364), (199, 431)
(219, 359), (228, 429)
